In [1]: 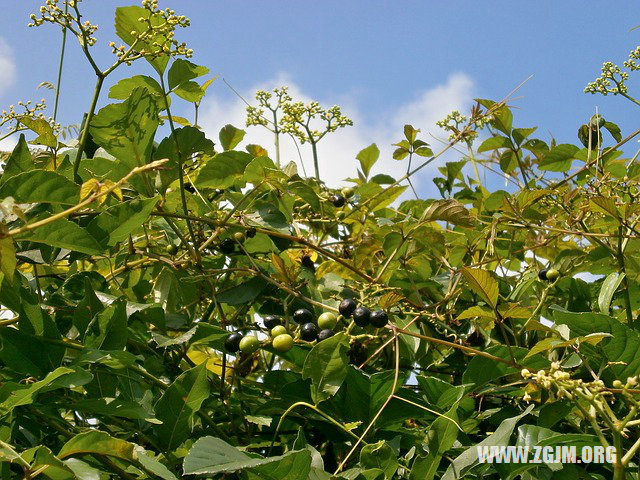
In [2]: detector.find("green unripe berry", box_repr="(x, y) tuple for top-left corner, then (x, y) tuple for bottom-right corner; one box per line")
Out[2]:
(317, 312), (338, 330)
(239, 335), (260, 354)
(167, 244), (179, 255)
(546, 268), (560, 281)
(233, 231), (245, 243)
(272, 333), (294, 352)
(270, 325), (287, 337)
(341, 187), (355, 198)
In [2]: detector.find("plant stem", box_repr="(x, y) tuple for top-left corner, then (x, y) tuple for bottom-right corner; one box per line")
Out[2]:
(159, 75), (200, 262)
(273, 109), (281, 167)
(73, 74), (104, 184)
(616, 226), (634, 327)
(310, 140), (320, 179)
(52, 1), (69, 123)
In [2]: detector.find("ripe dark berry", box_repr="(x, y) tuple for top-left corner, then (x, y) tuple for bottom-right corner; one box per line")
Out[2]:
(369, 309), (388, 328)
(538, 269), (548, 281)
(264, 315), (281, 330)
(339, 298), (357, 318)
(167, 244), (179, 256)
(246, 227), (257, 238)
(330, 194), (346, 208)
(293, 308), (314, 324)
(301, 255), (315, 270)
(224, 332), (243, 353)
(353, 306), (371, 327)
(219, 238), (235, 254)
(300, 322), (319, 341)
(318, 328), (335, 341)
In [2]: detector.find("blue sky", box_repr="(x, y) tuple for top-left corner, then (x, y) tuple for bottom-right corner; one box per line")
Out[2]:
(1, 1), (640, 189)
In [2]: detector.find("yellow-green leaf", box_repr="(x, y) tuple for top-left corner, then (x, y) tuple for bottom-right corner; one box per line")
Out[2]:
(0, 236), (16, 282)
(420, 200), (475, 227)
(460, 267), (498, 308)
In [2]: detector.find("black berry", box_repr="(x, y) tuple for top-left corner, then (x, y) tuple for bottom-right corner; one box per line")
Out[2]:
(339, 298), (357, 318)
(224, 332), (243, 353)
(219, 238), (235, 255)
(293, 308), (314, 324)
(370, 309), (388, 328)
(246, 227), (257, 238)
(264, 315), (281, 330)
(318, 328), (335, 341)
(330, 194), (346, 208)
(538, 269), (548, 281)
(300, 322), (319, 341)
(353, 306), (371, 327)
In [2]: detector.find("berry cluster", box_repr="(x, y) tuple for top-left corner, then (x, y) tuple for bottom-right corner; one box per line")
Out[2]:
(223, 298), (389, 356)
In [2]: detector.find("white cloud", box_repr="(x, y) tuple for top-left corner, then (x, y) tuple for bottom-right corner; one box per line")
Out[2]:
(0, 137), (16, 152)
(0, 37), (16, 98)
(198, 72), (474, 195)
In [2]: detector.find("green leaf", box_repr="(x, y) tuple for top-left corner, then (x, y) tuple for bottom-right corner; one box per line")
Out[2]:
(216, 277), (267, 305)
(441, 405), (534, 480)
(154, 126), (215, 189)
(420, 199), (475, 227)
(460, 267), (498, 308)
(404, 125), (419, 143)
(86, 196), (160, 247)
(603, 121), (622, 142)
(19, 117), (57, 148)
(173, 81), (205, 103)
(246, 449), (313, 479)
(0, 367), (75, 413)
(538, 144), (579, 172)
(552, 309), (640, 380)
(90, 88), (160, 170)
(598, 272), (625, 313)
(58, 431), (134, 461)
(392, 147), (409, 160)
(0, 170), (80, 205)
(245, 156), (281, 184)
(219, 124), (246, 151)
(336, 368), (397, 424)
(490, 104), (513, 135)
(195, 151), (254, 189)
(109, 75), (164, 100)
(154, 363), (210, 450)
(18, 219), (102, 255)
(462, 346), (548, 387)
(477, 135), (512, 153)
(84, 300), (128, 350)
(359, 441), (398, 479)
(512, 127), (537, 146)
(168, 59), (209, 91)
(412, 404), (459, 480)
(0, 237), (16, 283)
(356, 143), (380, 177)
(135, 447), (179, 480)
(288, 180), (320, 210)
(302, 332), (350, 404)
(183, 436), (312, 477)
(0, 135), (34, 184)
(370, 174), (395, 184)
(114, 6), (169, 74)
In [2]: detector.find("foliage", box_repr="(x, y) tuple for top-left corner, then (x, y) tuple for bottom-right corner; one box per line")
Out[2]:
(1, 1), (640, 479)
